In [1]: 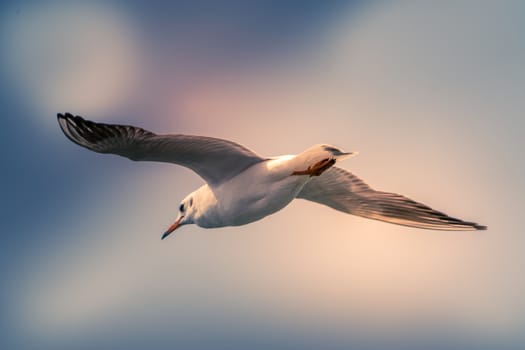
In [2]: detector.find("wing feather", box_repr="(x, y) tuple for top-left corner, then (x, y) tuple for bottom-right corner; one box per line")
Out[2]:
(58, 113), (265, 186)
(297, 167), (486, 231)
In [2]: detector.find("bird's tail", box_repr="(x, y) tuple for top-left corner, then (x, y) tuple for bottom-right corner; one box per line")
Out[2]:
(291, 144), (357, 177)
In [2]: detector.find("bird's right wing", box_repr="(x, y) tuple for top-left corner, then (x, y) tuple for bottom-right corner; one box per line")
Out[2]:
(58, 113), (265, 186)
(297, 167), (486, 231)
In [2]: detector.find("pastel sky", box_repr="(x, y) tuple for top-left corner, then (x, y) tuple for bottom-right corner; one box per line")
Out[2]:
(1, 1), (524, 349)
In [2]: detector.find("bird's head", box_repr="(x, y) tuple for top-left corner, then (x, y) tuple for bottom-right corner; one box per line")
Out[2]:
(161, 195), (196, 240)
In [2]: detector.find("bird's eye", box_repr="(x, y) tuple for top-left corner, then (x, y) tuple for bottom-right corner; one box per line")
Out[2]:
(179, 204), (185, 212)
(189, 198), (193, 207)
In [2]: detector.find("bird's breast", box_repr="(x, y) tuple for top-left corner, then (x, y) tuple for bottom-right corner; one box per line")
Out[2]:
(209, 158), (309, 227)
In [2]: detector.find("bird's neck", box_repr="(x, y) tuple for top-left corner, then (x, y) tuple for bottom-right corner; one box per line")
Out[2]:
(190, 185), (221, 228)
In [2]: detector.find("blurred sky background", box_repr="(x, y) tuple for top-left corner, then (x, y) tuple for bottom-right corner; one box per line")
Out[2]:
(1, 1), (524, 349)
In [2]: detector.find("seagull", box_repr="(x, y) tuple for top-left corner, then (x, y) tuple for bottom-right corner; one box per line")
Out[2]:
(57, 113), (486, 239)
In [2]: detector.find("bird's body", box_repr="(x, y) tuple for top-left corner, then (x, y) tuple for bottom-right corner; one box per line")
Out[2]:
(57, 113), (486, 239)
(191, 155), (308, 228)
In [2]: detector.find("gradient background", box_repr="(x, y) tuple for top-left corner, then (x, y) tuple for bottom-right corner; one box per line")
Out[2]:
(1, 1), (524, 349)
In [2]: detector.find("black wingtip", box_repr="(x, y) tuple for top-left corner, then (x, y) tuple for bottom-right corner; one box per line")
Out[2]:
(57, 112), (78, 119)
(57, 112), (76, 121)
(161, 231), (170, 240)
(475, 224), (487, 230)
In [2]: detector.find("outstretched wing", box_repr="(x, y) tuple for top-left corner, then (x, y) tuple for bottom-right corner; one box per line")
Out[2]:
(297, 167), (486, 231)
(57, 113), (265, 186)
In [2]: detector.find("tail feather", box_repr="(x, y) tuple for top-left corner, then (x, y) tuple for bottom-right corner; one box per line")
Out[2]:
(291, 144), (357, 177)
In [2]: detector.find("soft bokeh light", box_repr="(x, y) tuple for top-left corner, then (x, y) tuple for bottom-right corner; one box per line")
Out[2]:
(1, 2), (142, 125)
(2, 1), (524, 349)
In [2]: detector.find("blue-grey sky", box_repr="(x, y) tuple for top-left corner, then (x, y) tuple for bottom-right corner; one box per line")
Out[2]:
(1, 1), (524, 350)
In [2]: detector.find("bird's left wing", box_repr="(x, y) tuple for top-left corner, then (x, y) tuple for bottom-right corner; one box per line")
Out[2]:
(297, 167), (486, 231)
(58, 113), (265, 186)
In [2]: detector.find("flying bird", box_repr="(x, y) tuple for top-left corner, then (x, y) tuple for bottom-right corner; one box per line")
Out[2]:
(57, 113), (486, 239)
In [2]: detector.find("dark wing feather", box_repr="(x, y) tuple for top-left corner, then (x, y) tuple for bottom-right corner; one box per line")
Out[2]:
(297, 167), (486, 231)
(58, 113), (265, 186)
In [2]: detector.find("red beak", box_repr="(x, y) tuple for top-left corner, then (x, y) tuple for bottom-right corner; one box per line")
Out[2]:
(161, 216), (183, 240)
